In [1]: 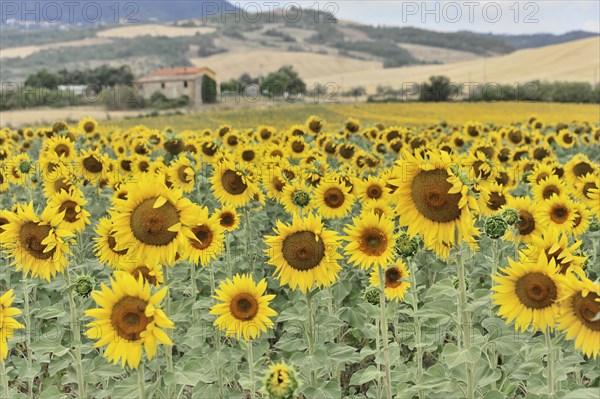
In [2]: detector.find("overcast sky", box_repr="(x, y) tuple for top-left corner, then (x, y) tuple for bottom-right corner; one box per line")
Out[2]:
(278, 1), (600, 34)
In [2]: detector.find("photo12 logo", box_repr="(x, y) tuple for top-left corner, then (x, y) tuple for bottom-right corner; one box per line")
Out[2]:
(400, 1), (540, 24)
(1, 1), (140, 24)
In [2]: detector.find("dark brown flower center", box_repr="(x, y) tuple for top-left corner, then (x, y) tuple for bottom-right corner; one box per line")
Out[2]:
(517, 210), (536, 235)
(111, 296), (152, 341)
(20, 222), (55, 260)
(178, 165), (192, 183)
(572, 292), (600, 331)
(230, 293), (259, 321)
(221, 170), (247, 195)
(54, 144), (71, 158)
(108, 232), (129, 255)
(542, 185), (560, 200)
(367, 184), (383, 199)
(130, 197), (179, 246)
(411, 169), (462, 223)
(83, 156), (103, 173)
(220, 212), (235, 227)
(83, 121), (95, 133)
(324, 187), (344, 208)
(359, 227), (388, 256)
(291, 141), (305, 153)
(190, 225), (213, 250)
(131, 266), (158, 286)
(515, 272), (557, 309)
(583, 182), (597, 199)
(385, 267), (403, 288)
(273, 177), (286, 192)
(202, 142), (218, 156)
(281, 231), (325, 271)
(59, 200), (79, 223)
(550, 205), (570, 224)
(487, 192), (506, 210)
(242, 150), (255, 162)
(573, 162), (593, 177)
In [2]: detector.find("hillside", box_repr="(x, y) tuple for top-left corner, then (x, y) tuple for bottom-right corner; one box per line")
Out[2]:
(306, 37), (600, 94)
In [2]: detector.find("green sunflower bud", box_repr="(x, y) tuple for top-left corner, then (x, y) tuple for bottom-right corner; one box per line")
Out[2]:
(18, 161), (32, 174)
(364, 287), (380, 305)
(484, 216), (508, 239)
(394, 233), (419, 257)
(588, 217), (600, 232)
(74, 274), (95, 298)
(292, 190), (310, 207)
(262, 363), (299, 399)
(501, 208), (520, 226)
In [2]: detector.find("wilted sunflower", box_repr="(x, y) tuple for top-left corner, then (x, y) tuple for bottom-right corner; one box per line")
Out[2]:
(48, 188), (91, 233)
(313, 178), (354, 219)
(2, 202), (72, 281)
(344, 211), (397, 270)
(184, 205), (224, 266)
(540, 195), (577, 235)
(85, 271), (174, 369)
(210, 274), (277, 341)
(215, 206), (240, 232)
(0, 289), (25, 360)
(265, 212), (342, 293)
(492, 255), (563, 332)
(110, 174), (196, 265)
(211, 162), (258, 208)
(390, 149), (479, 259)
(556, 275), (599, 359)
(369, 260), (411, 302)
(503, 197), (544, 243)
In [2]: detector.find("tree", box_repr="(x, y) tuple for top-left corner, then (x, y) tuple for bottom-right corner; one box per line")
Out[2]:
(202, 75), (218, 104)
(420, 75), (460, 102)
(260, 66), (306, 98)
(24, 69), (63, 89)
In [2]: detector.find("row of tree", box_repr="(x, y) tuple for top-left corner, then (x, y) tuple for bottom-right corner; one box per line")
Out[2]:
(24, 66), (135, 90)
(220, 66), (307, 97)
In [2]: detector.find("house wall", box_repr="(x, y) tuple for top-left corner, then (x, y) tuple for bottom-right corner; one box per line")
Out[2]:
(138, 76), (204, 105)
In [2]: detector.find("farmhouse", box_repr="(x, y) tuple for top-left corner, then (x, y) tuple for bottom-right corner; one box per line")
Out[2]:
(136, 67), (217, 106)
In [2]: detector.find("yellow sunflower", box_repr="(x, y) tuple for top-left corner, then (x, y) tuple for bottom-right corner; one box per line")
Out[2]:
(0, 289), (25, 360)
(503, 197), (544, 243)
(184, 205), (225, 266)
(110, 174), (196, 265)
(532, 175), (566, 202)
(280, 180), (314, 215)
(262, 363), (300, 399)
(168, 156), (195, 193)
(85, 271), (174, 369)
(47, 188), (91, 233)
(390, 149), (479, 259)
(343, 211), (397, 270)
(492, 255), (563, 332)
(556, 275), (599, 359)
(94, 217), (130, 268)
(78, 117), (99, 135)
(539, 195), (577, 235)
(121, 260), (164, 287)
(556, 129), (577, 149)
(564, 154), (597, 188)
(265, 212), (342, 293)
(43, 136), (76, 161)
(572, 173), (599, 209)
(214, 206), (240, 232)
(210, 274), (277, 341)
(369, 260), (411, 302)
(356, 175), (391, 203)
(312, 178), (354, 219)
(521, 230), (585, 276)
(77, 148), (108, 184)
(571, 201), (591, 238)
(210, 162), (259, 208)
(478, 182), (512, 215)
(2, 202), (72, 281)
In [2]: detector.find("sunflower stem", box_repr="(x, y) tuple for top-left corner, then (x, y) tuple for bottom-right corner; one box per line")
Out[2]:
(408, 259), (424, 399)
(22, 278), (33, 398)
(490, 239), (499, 391)
(190, 263), (198, 323)
(456, 240), (475, 399)
(305, 290), (317, 387)
(545, 328), (555, 397)
(225, 233), (233, 278)
(64, 267), (86, 398)
(377, 266), (393, 399)
(138, 364), (147, 399)
(247, 341), (255, 398)
(163, 267), (175, 399)
(1, 360), (9, 397)
(208, 263), (225, 398)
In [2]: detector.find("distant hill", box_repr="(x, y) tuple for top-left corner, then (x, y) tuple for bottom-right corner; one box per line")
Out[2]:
(489, 31), (598, 49)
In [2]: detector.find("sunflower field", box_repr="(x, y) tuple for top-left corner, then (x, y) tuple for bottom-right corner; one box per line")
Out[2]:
(0, 114), (599, 399)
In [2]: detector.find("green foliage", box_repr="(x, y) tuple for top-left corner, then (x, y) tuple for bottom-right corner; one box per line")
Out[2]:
(420, 75), (461, 102)
(201, 75), (218, 104)
(260, 66), (306, 98)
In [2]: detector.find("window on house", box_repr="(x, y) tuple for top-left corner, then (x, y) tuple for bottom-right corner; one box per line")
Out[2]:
(184, 81), (188, 88)
(161, 83), (165, 89)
